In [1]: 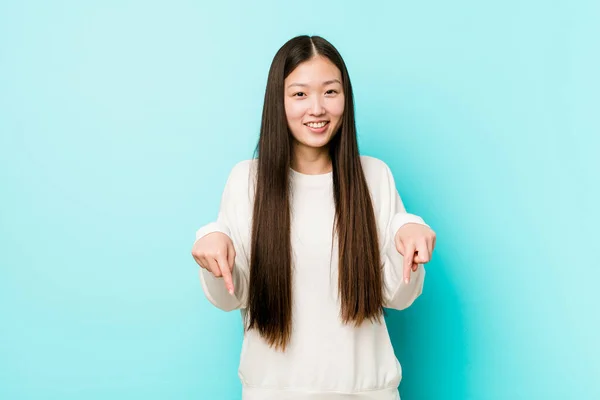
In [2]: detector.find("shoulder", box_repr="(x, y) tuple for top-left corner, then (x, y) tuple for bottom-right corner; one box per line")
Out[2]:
(359, 155), (394, 184)
(228, 159), (257, 181)
(224, 159), (258, 200)
(359, 155), (399, 211)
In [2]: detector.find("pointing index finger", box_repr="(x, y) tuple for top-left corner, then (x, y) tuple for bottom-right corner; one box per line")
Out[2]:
(216, 255), (234, 295)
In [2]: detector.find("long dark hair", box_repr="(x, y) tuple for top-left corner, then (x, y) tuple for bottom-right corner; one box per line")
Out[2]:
(247, 35), (383, 350)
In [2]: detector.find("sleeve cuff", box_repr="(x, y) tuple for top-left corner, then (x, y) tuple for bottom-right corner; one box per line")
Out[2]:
(195, 221), (231, 242)
(390, 213), (429, 238)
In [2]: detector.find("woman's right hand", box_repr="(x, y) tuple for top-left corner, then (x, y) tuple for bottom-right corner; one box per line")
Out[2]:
(191, 232), (236, 295)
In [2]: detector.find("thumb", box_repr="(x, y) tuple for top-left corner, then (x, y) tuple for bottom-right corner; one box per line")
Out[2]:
(413, 253), (427, 264)
(403, 244), (415, 284)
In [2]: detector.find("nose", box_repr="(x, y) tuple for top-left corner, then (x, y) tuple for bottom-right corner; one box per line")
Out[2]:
(309, 95), (325, 116)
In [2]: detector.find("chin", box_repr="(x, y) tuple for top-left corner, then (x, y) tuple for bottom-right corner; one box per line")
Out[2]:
(297, 135), (333, 149)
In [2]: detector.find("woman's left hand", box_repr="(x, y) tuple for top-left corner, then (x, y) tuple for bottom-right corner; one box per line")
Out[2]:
(394, 223), (437, 283)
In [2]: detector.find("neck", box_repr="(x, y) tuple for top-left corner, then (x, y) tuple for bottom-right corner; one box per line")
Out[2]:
(291, 144), (332, 175)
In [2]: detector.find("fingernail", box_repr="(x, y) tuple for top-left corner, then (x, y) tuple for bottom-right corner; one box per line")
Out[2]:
(404, 278), (409, 284)
(228, 288), (234, 295)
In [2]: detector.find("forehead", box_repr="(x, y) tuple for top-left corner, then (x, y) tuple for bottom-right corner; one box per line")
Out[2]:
(285, 56), (342, 85)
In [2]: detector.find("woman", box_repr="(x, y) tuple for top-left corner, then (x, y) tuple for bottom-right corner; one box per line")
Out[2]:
(191, 35), (436, 400)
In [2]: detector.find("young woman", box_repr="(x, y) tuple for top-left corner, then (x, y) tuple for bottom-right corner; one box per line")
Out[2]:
(191, 35), (436, 400)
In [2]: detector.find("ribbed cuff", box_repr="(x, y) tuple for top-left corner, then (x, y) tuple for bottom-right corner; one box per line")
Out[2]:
(390, 213), (428, 238)
(195, 221), (231, 242)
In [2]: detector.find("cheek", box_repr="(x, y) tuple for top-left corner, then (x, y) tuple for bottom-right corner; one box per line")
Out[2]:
(328, 97), (345, 118)
(284, 99), (307, 123)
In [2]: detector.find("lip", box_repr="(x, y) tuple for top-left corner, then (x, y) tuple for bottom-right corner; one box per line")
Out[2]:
(304, 121), (330, 134)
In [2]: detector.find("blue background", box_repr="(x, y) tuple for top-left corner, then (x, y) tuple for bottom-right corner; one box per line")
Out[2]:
(1, 0), (598, 398)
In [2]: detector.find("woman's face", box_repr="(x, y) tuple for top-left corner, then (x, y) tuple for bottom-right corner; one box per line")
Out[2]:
(284, 55), (345, 153)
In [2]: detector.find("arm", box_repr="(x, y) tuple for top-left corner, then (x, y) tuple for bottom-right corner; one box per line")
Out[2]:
(194, 163), (251, 312)
(380, 165), (427, 310)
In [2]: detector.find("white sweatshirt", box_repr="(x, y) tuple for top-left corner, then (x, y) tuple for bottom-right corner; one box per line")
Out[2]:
(195, 155), (427, 400)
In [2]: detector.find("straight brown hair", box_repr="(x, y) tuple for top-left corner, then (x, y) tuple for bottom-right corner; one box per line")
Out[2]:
(246, 35), (383, 351)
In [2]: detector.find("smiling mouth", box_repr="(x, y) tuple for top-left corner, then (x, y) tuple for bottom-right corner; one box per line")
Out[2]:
(304, 121), (330, 128)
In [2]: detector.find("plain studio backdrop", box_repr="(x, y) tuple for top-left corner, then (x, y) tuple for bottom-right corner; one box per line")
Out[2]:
(1, 1), (598, 399)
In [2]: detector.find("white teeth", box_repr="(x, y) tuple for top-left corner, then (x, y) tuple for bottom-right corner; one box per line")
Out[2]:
(306, 121), (328, 128)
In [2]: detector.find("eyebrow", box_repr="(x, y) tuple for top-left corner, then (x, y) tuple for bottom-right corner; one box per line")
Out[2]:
(287, 79), (342, 89)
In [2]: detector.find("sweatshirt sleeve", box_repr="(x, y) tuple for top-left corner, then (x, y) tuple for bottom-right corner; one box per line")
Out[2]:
(195, 162), (252, 312)
(379, 163), (427, 310)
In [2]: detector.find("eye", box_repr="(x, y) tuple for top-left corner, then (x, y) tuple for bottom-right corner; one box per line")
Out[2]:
(325, 89), (338, 95)
(293, 92), (306, 97)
